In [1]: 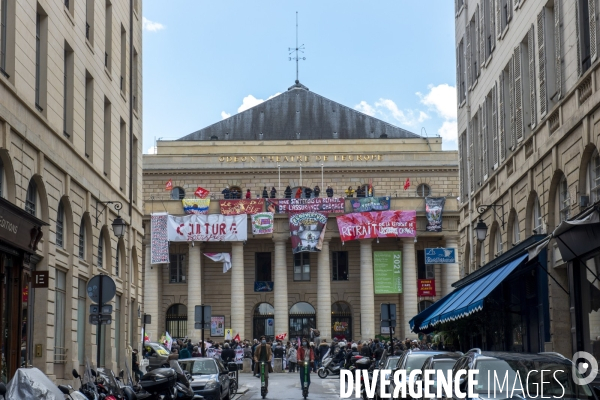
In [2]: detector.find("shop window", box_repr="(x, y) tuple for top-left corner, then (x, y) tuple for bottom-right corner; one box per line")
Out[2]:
(54, 270), (66, 363)
(171, 187), (185, 200)
(331, 301), (352, 341)
(255, 252), (272, 282)
(77, 278), (86, 365)
(25, 179), (37, 216)
(294, 253), (310, 281)
(417, 250), (434, 279)
(78, 218), (86, 259)
(253, 303), (274, 341)
(588, 150), (600, 203)
(169, 254), (186, 283)
(512, 213), (520, 245)
(418, 300), (434, 313)
(416, 184), (431, 198)
(289, 302), (316, 339)
(558, 175), (570, 222)
(165, 304), (187, 339)
(332, 251), (348, 281)
(97, 232), (104, 269)
(56, 202), (64, 248)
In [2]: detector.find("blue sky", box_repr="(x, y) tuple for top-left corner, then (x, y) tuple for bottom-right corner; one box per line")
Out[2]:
(142, 1), (457, 153)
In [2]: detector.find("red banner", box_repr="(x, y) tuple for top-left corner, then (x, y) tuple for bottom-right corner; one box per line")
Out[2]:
(335, 210), (416, 242)
(219, 199), (264, 215)
(195, 186), (210, 198)
(418, 279), (436, 297)
(165, 179), (173, 191)
(267, 197), (345, 213)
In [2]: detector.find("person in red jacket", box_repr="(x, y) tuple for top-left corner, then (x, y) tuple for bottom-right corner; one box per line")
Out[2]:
(297, 338), (314, 392)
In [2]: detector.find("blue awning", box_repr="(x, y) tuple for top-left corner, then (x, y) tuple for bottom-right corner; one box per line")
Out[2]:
(412, 254), (528, 332)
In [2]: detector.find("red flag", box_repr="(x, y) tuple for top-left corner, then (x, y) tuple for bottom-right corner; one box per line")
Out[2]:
(194, 186), (210, 199)
(233, 333), (241, 342)
(165, 179), (173, 191)
(295, 188), (302, 198)
(275, 333), (287, 341)
(403, 178), (410, 191)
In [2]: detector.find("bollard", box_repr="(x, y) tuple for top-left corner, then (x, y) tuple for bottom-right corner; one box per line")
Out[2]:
(242, 358), (252, 373)
(273, 358), (283, 373)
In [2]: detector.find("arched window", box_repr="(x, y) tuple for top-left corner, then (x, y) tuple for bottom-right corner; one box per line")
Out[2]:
(56, 202), (64, 248)
(165, 304), (187, 339)
(495, 229), (503, 257)
(418, 300), (434, 313)
(98, 232), (104, 269)
(289, 302), (316, 339)
(331, 301), (352, 341)
(558, 175), (570, 222)
(253, 303), (275, 341)
(588, 149), (600, 203)
(171, 187), (185, 200)
(78, 218), (86, 259)
(416, 184), (431, 198)
(25, 179), (37, 216)
(532, 196), (543, 234)
(512, 213), (520, 245)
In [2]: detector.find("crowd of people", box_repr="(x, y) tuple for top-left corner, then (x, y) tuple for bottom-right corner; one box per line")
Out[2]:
(220, 184), (373, 199)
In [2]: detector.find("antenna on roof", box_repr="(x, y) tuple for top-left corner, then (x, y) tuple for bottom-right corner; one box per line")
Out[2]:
(421, 128), (432, 152)
(288, 12), (306, 83)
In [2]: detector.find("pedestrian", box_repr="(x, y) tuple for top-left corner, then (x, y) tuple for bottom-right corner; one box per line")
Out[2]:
(221, 342), (235, 364)
(318, 339), (329, 364)
(221, 186), (231, 199)
(192, 346), (201, 357)
(326, 186), (334, 197)
(273, 341), (284, 368)
(287, 343), (297, 372)
(251, 339), (258, 376)
(297, 338), (315, 393)
(132, 349), (143, 382)
(313, 185), (320, 197)
(245, 189), (251, 199)
(179, 345), (191, 359)
(253, 336), (272, 393)
(356, 185), (364, 198)
(270, 186), (277, 198)
(304, 186), (312, 198)
(345, 186), (354, 197)
(284, 185), (292, 199)
(262, 186), (269, 198)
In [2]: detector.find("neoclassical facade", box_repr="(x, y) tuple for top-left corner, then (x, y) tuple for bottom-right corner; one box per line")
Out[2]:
(142, 82), (460, 343)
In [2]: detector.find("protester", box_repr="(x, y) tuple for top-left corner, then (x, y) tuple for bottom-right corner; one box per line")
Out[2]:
(284, 185), (292, 199)
(132, 349), (143, 382)
(313, 185), (320, 197)
(326, 186), (334, 197)
(270, 186), (277, 198)
(221, 186), (231, 199)
(245, 189), (251, 199)
(262, 186), (269, 198)
(345, 186), (354, 197)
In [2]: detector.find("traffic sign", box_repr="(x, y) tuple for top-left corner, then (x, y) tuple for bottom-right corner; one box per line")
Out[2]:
(89, 314), (112, 325)
(86, 275), (116, 304)
(90, 304), (113, 315)
(424, 248), (456, 264)
(194, 305), (212, 323)
(380, 303), (397, 327)
(194, 322), (210, 330)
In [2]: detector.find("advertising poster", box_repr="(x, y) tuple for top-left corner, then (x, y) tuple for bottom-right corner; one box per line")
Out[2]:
(350, 196), (391, 212)
(289, 212), (328, 253)
(168, 214), (247, 242)
(425, 197), (446, 232)
(336, 210), (416, 242)
(373, 251), (403, 294)
(252, 212), (274, 234)
(267, 197), (345, 213)
(211, 316), (225, 337)
(182, 199), (210, 215)
(219, 199), (264, 215)
(417, 279), (436, 296)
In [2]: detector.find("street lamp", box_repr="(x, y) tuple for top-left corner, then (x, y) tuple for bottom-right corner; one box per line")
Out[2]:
(96, 200), (127, 238)
(112, 215), (126, 239)
(474, 203), (505, 242)
(475, 218), (488, 242)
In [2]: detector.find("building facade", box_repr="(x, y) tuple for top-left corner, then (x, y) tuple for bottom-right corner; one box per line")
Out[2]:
(142, 82), (460, 345)
(456, 0), (600, 358)
(0, 0), (144, 383)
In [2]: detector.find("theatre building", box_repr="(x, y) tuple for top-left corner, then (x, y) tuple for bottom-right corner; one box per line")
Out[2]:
(142, 81), (460, 343)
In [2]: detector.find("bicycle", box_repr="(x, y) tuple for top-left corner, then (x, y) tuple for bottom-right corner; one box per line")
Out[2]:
(302, 360), (309, 399)
(260, 361), (267, 399)
(227, 362), (238, 397)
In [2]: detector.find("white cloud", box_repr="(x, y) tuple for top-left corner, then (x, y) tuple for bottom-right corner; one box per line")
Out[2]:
(237, 93), (281, 113)
(146, 146), (157, 154)
(221, 111), (231, 120)
(142, 17), (165, 32)
(354, 98), (429, 127)
(355, 101), (376, 116)
(437, 120), (458, 142)
(418, 84), (458, 143)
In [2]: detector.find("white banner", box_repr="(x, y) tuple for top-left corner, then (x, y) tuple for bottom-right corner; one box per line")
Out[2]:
(168, 214), (247, 242)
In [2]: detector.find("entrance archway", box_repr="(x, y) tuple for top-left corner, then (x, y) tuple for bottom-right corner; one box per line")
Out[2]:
(165, 304), (187, 339)
(289, 302), (316, 340)
(253, 303), (274, 341)
(331, 302), (352, 341)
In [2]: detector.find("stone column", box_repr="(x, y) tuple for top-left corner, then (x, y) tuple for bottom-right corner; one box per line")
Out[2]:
(187, 243), (202, 340)
(273, 234), (289, 338)
(443, 237), (460, 296)
(360, 240), (375, 339)
(317, 239), (331, 340)
(143, 241), (161, 342)
(402, 238), (418, 339)
(231, 242), (245, 338)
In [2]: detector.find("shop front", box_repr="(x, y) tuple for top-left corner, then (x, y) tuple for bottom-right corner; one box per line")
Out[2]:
(0, 197), (47, 383)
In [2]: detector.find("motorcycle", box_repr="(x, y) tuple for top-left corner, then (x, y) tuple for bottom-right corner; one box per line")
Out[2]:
(3, 367), (67, 399)
(135, 360), (203, 400)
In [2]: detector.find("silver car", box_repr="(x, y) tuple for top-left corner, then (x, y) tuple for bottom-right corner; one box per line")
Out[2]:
(178, 357), (231, 400)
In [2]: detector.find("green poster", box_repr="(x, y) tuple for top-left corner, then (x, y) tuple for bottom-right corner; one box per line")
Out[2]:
(374, 251), (402, 294)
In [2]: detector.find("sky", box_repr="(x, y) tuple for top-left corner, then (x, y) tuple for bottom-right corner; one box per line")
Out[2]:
(142, 1), (457, 153)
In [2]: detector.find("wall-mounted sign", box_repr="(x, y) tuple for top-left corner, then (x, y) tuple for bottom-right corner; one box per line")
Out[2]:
(425, 248), (456, 264)
(417, 279), (436, 297)
(32, 271), (49, 288)
(374, 251), (402, 294)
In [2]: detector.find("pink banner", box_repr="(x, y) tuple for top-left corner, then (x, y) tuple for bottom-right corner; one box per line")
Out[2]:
(336, 210), (416, 242)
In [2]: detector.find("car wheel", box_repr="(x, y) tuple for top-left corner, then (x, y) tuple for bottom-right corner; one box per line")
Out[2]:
(223, 387), (231, 400)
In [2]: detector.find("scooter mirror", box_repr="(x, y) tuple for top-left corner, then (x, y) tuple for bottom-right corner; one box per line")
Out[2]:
(72, 369), (80, 379)
(119, 370), (124, 379)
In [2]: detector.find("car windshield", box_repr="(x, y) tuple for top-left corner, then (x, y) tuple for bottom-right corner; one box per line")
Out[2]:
(473, 360), (594, 399)
(432, 360), (457, 377)
(179, 359), (218, 376)
(405, 354), (434, 374)
(385, 357), (401, 369)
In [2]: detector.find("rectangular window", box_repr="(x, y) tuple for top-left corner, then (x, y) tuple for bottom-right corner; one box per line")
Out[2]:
(255, 252), (272, 282)
(63, 43), (74, 139)
(457, 38), (466, 105)
(294, 253), (310, 281)
(331, 251), (349, 281)
(85, 0), (94, 43)
(54, 270), (66, 363)
(559, 178), (570, 222)
(77, 279), (86, 365)
(129, 299), (135, 347)
(120, 24), (126, 94)
(35, 7), (48, 112)
(103, 97), (111, 177)
(85, 71), (93, 159)
(576, 0), (593, 75)
(56, 203), (64, 248)
(133, 48), (138, 110)
(105, 0), (111, 70)
(417, 250), (435, 279)
(119, 119), (126, 191)
(169, 254), (186, 283)
(78, 221), (85, 259)
(115, 295), (121, 367)
(1, 0), (14, 78)
(132, 136), (138, 204)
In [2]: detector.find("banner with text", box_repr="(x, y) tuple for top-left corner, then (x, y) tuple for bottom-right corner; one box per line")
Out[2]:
(425, 197), (446, 232)
(252, 212), (274, 235)
(374, 251), (403, 294)
(167, 214), (247, 242)
(182, 199), (210, 215)
(151, 213), (169, 264)
(350, 196), (391, 212)
(336, 210), (416, 242)
(267, 197), (345, 213)
(219, 199), (264, 215)
(290, 212), (328, 253)
(417, 279), (436, 296)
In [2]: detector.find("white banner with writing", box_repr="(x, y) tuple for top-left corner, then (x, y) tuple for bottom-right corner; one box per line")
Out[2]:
(167, 214), (247, 242)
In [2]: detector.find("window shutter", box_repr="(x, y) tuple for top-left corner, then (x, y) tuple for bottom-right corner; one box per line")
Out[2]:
(514, 45), (524, 143)
(492, 82), (499, 167)
(528, 24), (537, 129)
(538, 9), (548, 117)
(459, 134), (465, 198)
(475, 4), (480, 77)
(555, 0), (562, 99)
(576, 0), (582, 77)
(590, 0), (597, 62)
(481, 102), (488, 180)
(490, 0), (496, 50)
(480, 0), (487, 64)
(456, 44), (461, 104)
(496, 0), (502, 38)
(467, 26), (472, 88)
(509, 55), (515, 149)
(508, 0), (513, 22)
(469, 120), (475, 192)
(499, 72), (506, 160)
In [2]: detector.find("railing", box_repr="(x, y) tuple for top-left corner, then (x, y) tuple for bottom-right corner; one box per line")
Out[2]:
(54, 347), (67, 364)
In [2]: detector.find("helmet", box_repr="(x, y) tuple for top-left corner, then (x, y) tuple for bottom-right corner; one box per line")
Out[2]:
(351, 343), (358, 349)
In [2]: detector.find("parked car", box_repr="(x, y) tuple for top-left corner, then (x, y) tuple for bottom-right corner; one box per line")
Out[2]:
(178, 357), (231, 400)
(414, 353), (462, 400)
(389, 350), (451, 400)
(450, 349), (598, 400)
(144, 342), (171, 371)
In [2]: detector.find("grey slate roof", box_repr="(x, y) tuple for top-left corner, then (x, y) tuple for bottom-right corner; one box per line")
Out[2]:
(177, 81), (421, 141)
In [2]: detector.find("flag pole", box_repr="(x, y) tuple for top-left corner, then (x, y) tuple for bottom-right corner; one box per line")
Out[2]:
(300, 163), (302, 187)
(321, 163), (324, 189)
(278, 164), (281, 197)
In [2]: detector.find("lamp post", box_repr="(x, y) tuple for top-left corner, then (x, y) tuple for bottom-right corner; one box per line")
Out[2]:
(475, 204), (505, 242)
(475, 218), (488, 242)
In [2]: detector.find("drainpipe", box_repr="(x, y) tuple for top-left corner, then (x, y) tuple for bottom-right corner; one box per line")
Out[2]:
(464, 1), (475, 271)
(128, 0), (133, 217)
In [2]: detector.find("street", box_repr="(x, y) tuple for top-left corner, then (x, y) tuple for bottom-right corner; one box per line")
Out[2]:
(237, 371), (343, 400)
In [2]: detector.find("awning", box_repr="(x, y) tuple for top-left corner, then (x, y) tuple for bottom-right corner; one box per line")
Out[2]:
(411, 254), (528, 332)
